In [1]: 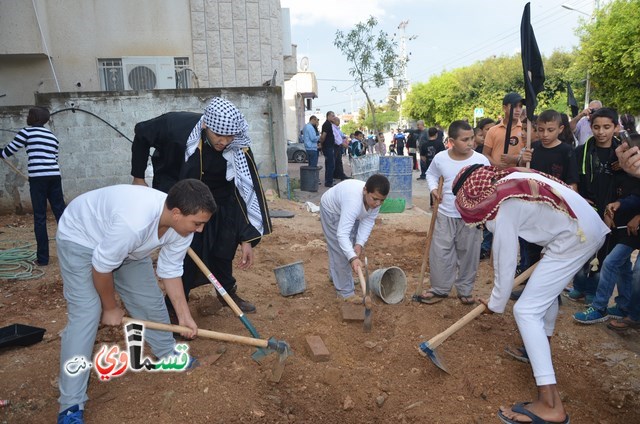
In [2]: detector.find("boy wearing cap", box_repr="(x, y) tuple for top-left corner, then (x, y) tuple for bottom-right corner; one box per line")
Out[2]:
(482, 93), (525, 169)
(453, 165), (608, 424)
(131, 98), (272, 314)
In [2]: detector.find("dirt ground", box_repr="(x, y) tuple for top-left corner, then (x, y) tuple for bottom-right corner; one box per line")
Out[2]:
(1, 184), (640, 423)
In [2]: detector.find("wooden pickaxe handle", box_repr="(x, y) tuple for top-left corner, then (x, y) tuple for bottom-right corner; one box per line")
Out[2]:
(122, 317), (269, 349)
(2, 157), (28, 181)
(426, 261), (539, 349)
(187, 248), (244, 317)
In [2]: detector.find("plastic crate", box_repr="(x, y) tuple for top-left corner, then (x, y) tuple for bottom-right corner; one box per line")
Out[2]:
(379, 197), (406, 214)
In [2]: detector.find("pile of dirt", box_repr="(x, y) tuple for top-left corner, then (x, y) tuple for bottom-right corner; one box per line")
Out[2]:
(1, 198), (639, 423)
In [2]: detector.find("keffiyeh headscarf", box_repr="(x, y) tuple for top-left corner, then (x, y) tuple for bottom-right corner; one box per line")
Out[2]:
(453, 166), (577, 226)
(185, 97), (264, 235)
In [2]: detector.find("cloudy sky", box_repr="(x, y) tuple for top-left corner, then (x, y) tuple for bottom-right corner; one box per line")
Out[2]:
(280, 0), (600, 115)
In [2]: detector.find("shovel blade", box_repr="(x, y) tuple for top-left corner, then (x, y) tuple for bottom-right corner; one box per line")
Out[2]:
(418, 341), (449, 374)
(363, 308), (372, 333)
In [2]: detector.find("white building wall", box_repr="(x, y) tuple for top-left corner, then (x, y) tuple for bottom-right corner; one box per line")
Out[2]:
(0, 0), (284, 106)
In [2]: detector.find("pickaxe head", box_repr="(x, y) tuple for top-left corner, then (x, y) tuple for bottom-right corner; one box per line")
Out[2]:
(250, 338), (293, 383)
(418, 341), (449, 374)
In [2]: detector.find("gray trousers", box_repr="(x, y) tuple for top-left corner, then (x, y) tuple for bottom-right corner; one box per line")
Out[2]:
(57, 239), (175, 412)
(320, 207), (359, 298)
(429, 214), (481, 297)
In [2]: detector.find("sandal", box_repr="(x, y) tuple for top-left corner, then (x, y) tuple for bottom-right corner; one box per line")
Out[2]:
(416, 291), (448, 304)
(607, 317), (640, 331)
(504, 345), (530, 363)
(458, 295), (475, 305)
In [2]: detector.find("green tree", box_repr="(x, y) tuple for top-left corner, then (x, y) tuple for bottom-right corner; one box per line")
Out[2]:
(575, 0), (640, 113)
(334, 16), (398, 132)
(404, 51), (580, 126)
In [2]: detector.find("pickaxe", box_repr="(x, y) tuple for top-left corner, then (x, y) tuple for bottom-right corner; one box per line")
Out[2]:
(419, 261), (538, 373)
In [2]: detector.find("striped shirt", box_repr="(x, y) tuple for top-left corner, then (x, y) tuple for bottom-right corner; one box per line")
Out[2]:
(1, 126), (61, 177)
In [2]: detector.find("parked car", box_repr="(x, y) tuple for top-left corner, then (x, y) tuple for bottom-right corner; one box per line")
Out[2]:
(287, 140), (307, 163)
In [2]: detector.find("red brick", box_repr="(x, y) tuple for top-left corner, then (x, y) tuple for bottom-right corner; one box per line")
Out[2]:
(305, 335), (330, 362)
(340, 304), (365, 322)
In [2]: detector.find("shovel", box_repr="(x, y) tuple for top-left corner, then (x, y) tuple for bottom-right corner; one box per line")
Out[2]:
(418, 261), (539, 373)
(122, 317), (292, 382)
(412, 176), (444, 302)
(356, 261), (372, 333)
(187, 248), (270, 361)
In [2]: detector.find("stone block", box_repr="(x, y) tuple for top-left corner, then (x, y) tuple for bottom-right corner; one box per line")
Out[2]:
(341, 304), (365, 322)
(305, 335), (330, 362)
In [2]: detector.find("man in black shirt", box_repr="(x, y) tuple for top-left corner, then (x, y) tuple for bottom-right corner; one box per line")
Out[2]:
(319, 111), (337, 187)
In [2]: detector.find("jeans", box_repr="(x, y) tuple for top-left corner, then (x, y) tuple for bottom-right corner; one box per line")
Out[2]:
(323, 146), (335, 186)
(629, 257), (640, 321)
(591, 243), (634, 312)
(29, 176), (66, 264)
(481, 228), (492, 253)
(306, 149), (319, 168)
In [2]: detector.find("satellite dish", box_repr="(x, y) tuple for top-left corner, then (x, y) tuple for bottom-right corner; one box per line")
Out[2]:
(300, 56), (309, 71)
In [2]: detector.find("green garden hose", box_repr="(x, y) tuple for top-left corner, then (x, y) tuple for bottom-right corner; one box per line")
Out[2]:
(0, 241), (45, 280)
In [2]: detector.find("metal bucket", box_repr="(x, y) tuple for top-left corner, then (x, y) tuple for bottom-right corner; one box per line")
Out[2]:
(273, 261), (306, 296)
(368, 266), (407, 304)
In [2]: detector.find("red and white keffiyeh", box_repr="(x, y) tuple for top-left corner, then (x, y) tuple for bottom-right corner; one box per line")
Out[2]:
(453, 166), (577, 226)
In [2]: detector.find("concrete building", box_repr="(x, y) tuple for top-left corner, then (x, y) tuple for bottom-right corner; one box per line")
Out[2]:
(0, 0), (318, 212)
(0, 0), (293, 104)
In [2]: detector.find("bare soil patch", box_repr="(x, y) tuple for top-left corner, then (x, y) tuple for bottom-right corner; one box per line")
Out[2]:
(1, 197), (639, 423)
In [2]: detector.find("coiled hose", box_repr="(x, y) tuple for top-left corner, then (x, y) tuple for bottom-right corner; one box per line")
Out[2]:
(0, 241), (45, 280)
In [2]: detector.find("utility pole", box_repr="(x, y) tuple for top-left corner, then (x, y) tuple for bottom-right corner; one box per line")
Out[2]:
(395, 21), (417, 128)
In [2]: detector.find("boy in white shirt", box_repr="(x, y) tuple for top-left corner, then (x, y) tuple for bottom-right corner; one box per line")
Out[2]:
(320, 174), (389, 302)
(56, 179), (215, 424)
(417, 120), (490, 304)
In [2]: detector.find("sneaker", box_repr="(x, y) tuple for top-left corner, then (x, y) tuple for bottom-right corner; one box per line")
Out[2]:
(564, 289), (585, 302)
(58, 405), (84, 424)
(416, 176), (426, 180)
(573, 306), (608, 324)
(606, 304), (627, 320)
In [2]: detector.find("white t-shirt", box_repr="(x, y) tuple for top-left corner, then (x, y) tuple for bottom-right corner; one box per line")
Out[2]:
(426, 150), (490, 218)
(320, 180), (380, 259)
(57, 185), (193, 279)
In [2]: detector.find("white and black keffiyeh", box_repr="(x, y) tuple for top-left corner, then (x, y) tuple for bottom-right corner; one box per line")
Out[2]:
(185, 97), (264, 235)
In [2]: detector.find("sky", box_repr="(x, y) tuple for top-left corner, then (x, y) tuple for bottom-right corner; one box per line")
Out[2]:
(280, 0), (600, 116)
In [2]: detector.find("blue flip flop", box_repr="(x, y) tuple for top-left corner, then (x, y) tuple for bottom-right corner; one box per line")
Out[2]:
(497, 402), (570, 424)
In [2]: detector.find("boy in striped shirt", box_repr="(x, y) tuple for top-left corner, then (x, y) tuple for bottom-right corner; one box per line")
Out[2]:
(1, 106), (66, 265)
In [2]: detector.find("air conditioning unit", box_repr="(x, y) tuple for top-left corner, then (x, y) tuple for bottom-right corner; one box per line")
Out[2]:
(121, 56), (176, 90)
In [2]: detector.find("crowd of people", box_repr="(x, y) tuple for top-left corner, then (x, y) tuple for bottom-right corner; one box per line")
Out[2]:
(2, 93), (639, 424)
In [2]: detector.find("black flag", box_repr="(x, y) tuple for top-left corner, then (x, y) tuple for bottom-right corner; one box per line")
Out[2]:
(520, 2), (545, 121)
(567, 83), (579, 118)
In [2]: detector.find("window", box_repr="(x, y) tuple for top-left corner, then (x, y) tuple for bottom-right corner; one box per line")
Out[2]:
(98, 58), (124, 91)
(174, 57), (191, 89)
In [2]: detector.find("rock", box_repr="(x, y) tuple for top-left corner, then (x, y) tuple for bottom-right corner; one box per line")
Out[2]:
(456, 395), (465, 402)
(364, 341), (377, 349)
(252, 409), (266, 417)
(375, 345), (384, 353)
(343, 395), (355, 411)
(376, 393), (387, 407)
(607, 390), (631, 409)
(410, 367), (420, 375)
